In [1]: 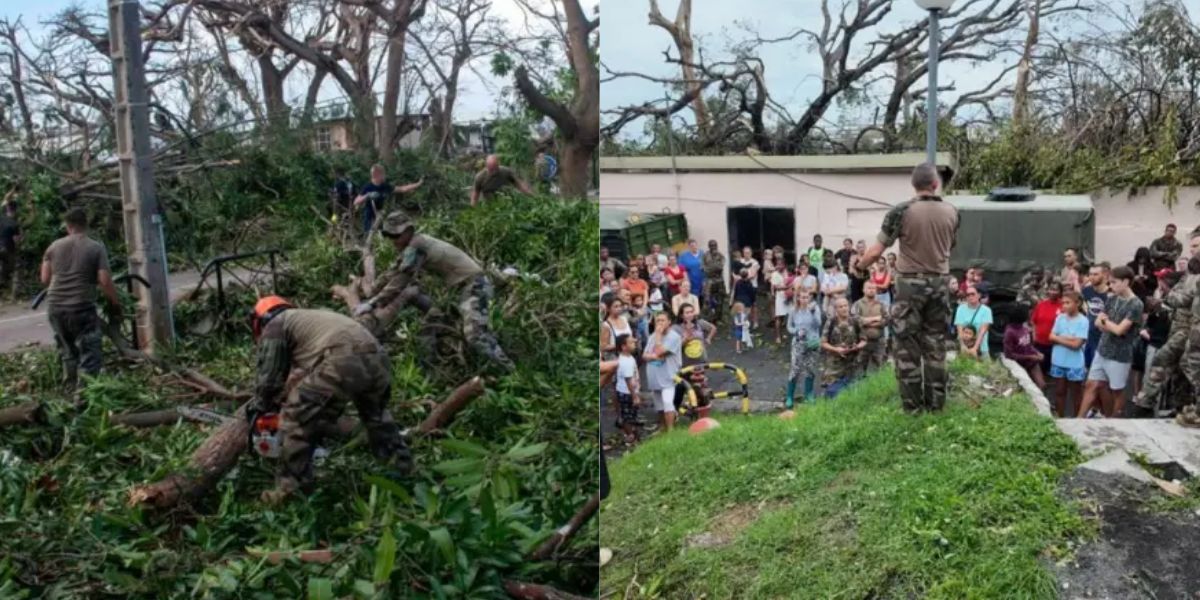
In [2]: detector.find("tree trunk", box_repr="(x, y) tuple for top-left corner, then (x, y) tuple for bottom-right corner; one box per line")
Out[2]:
(557, 141), (592, 199)
(1012, 0), (1040, 128)
(378, 0), (426, 155)
(300, 68), (328, 127)
(259, 55), (289, 127)
(437, 67), (462, 157)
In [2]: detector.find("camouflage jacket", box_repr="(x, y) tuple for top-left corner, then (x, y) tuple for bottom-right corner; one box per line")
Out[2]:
(702, 251), (725, 280)
(1166, 273), (1197, 328)
(822, 316), (865, 376)
(1017, 271), (1050, 306)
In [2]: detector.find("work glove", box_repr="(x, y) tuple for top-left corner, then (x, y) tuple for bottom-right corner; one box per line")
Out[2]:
(353, 302), (373, 317)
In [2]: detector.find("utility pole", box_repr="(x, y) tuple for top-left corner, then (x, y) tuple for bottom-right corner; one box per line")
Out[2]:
(108, 0), (174, 353)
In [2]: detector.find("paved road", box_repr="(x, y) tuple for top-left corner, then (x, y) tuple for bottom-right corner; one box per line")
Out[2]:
(0, 269), (237, 353)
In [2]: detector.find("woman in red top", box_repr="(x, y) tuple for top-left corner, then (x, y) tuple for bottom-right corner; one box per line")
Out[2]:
(663, 253), (685, 300)
(1030, 282), (1063, 377)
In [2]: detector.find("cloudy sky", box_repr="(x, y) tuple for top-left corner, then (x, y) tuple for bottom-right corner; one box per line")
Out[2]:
(599, 0), (1200, 141)
(0, 0), (567, 122)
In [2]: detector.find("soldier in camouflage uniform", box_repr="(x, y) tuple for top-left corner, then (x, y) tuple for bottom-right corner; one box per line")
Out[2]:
(356, 211), (514, 372)
(702, 240), (727, 324)
(855, 163), (960, 413)
(853, 281), (890, 373)
(1135, 255), (1200, 413)
(246, 297), (411, 504)
(821, 297), (867, 395)
(1017, 266), (1050, 308)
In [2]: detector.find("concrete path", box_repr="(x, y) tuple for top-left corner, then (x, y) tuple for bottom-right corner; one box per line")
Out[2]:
(0, 268), (256, 353)
(1056, 419), (1200, 482)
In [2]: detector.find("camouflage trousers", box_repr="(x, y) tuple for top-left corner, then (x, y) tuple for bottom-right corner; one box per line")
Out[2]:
(788, 340), (819, 383)
(1136, 326), (1192, 408)
(822, 350), (860, 386)
(279, 349), (410, 490)
(47, 305), (103, 392)
(703, 279), (727, 324)
(459, 275), (513, 370)
(859, 336), (888, 374)
(892, 275), (952, 412)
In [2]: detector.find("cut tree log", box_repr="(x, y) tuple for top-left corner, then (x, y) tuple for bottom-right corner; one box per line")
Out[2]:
(503, 581), (591, 600)
(129, 375), (484, 509)
(127, 402), (252, 509)
(529, 492), (601, 561)
(0, 401), (45, 427)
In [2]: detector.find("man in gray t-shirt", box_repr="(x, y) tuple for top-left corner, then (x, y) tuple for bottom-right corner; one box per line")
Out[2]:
(644, 318), (683, 431)
(1078, 266), (1143, 418)
(41, 208), (121, 393)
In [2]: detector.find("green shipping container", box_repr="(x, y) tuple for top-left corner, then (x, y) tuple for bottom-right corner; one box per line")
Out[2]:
(600, 208), (689, 261)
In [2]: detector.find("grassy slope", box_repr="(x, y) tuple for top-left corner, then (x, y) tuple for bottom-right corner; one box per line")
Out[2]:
(601, 359), (1090, 599)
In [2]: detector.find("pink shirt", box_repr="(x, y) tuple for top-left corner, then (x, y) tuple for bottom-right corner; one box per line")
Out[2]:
(1060, 267), (1080, 292)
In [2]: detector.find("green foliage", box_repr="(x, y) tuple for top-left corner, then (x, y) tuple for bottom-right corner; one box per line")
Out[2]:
(955, 110), (1196, 204)
(0, 195), (598, 598)
(601, 360), (1090, 599)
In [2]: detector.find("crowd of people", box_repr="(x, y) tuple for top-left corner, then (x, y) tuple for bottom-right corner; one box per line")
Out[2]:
(602, 217), (1200, 443)
(1003, 223), (1200, 422)
(600, 234), (907, 444)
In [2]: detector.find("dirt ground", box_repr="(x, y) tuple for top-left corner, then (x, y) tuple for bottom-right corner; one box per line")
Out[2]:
(1053, 469), (1200, 599)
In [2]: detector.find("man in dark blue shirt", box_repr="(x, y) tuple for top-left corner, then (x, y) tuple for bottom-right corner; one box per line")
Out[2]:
(353, 164), (423, 234)
(1081, 263), (1111, 368)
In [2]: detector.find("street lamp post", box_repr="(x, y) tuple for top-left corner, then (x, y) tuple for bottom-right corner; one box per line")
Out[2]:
(915, 0), (955, 165)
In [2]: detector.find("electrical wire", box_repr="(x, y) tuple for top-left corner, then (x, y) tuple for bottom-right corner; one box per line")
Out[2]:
(739, 151), (897, 209)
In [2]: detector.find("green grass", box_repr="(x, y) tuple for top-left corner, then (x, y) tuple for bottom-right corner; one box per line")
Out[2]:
(601, 360), (1091, 599)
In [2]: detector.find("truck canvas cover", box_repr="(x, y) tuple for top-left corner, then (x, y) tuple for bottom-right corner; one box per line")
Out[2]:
(947, 194), (1094, 289)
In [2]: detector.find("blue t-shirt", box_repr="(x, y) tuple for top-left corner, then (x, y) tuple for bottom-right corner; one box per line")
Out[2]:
(1080, 285), (1109, 348)
(679, 250), (704, 292)
(1051, 313), (1089, 369)
(954, 303), (994, 355)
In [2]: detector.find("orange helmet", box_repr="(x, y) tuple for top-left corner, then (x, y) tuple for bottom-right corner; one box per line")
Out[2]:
(250, 295), (294, 339)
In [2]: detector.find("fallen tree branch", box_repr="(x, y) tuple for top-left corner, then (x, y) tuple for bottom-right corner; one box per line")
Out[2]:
(529, 492), (601, 561)
(247, 548), (334, 565)
(0, 401), (45, 427)
(102, 317), (248, 401)
(416, 376), (485, 435)
(503, 580), (592, 600)
(109, 402), (238, 428)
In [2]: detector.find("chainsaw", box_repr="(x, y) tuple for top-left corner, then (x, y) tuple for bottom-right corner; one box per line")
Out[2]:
(250, 413), (282, 459)
(177, 406), (283, 459)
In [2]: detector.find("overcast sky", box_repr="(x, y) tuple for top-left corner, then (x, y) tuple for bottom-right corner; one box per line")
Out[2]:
(600, 0), (1200, 140)
(0, 0), (558, 122)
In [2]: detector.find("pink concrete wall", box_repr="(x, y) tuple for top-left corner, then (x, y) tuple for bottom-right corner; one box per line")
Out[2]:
(1091, 187), (1200, 263)
(599, 171), (911, 253)
(602, 173), (1200, 272)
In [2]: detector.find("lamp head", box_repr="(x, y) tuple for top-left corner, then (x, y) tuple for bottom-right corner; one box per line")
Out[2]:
(915, 0), (955, 10)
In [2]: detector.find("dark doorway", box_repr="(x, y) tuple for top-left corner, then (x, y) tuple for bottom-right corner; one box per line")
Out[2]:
(727, 207), (796, 266)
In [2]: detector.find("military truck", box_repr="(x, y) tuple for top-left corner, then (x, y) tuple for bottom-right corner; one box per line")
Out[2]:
(599, 207), (689, 263)
(946, 189), (1095, 350)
